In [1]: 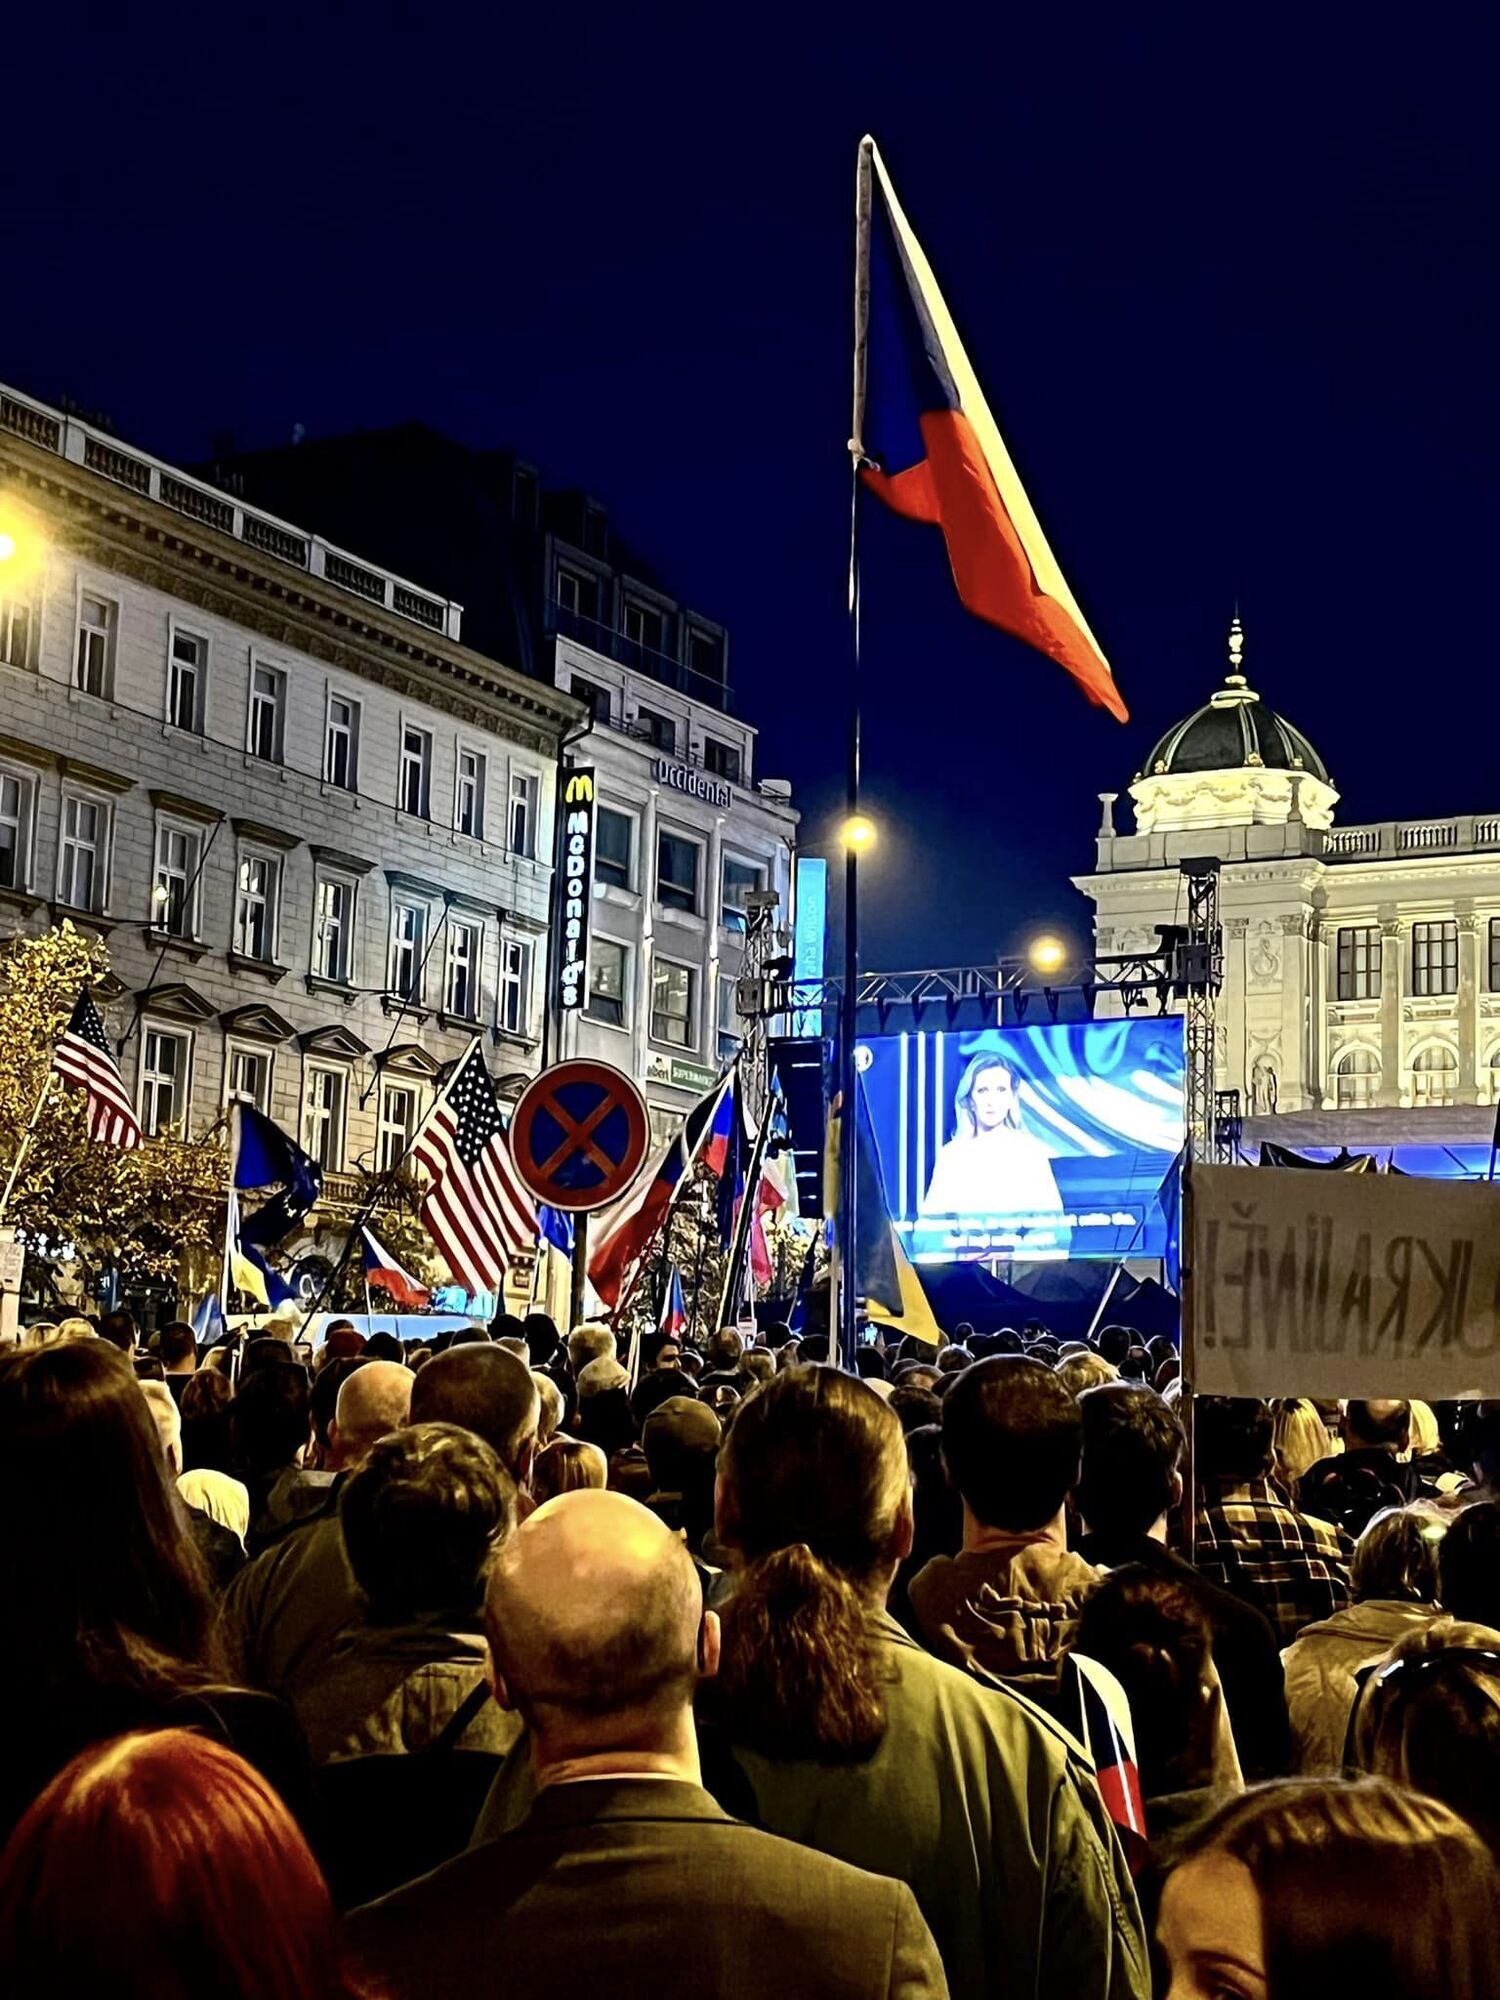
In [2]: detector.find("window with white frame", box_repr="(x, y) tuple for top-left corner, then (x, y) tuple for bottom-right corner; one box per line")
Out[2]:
(718, 974), (743, 1061)
(226, 1045), (272, 1113)
(74, 594), (116, 698)
(586, 937), (629, 1027)
(247, 661), (286, 762)
(324, 694), (360, 791)
(168, 629), (207, 734)
(0, 591), (34, 671)
(0, 770), (35, 891)
(399, 726), (432, 818)
(313, 874), (355, 984)
(651, 959), (696, 1049)
(555, 567), (599, 620)
(234, 850), (280, 962)
(1411, 1044), (1458, 1108)
(508, 768), (537, 857)
(445, 918), (481, 1019)
(152, 821), (203, 939)
(595, 807), (633, 891)
(498, 934), (533, 1038)
(1334, 1046), (1380, 1109)
(622, 600), (665, 652)
(304, 1065), (347, 1172)
(456, 749), (487, 840)
(378, 1082), (418, 1173)
(656, 830), (700, 915)
(140, 1025), (190, 1137)
(1412, 921), (1458, 997)
(388, 900), (428, 1002)
(1335, 925), (1382, 1002)
(721, 855), (765, 933)
(58, 792), (109, 912)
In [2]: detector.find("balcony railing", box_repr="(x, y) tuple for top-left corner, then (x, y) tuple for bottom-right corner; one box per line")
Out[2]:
(1325, 814), (1500, 861)
(0, 382), (463, 643)
(550, 601), (734, 714)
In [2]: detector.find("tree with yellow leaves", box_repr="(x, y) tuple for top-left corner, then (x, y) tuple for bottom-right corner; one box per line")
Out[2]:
(0, 923), (227, 1301)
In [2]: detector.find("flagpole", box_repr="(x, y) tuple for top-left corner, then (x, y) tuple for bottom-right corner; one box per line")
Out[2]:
(611, 1067), (737, 1333)
(0, 1067), (54, 1228)
(837, 135), (875, 1374)
(716, 1079), (778, 1331)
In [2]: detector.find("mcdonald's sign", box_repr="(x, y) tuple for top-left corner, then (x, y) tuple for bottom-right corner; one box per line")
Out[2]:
(555, 764), (597, 1015)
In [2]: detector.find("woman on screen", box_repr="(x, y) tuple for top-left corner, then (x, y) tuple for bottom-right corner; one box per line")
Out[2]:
(919, 1054), (1065, 1229)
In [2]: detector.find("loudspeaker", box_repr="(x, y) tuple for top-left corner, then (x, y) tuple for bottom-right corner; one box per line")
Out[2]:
(766, 1036), (828, 1218)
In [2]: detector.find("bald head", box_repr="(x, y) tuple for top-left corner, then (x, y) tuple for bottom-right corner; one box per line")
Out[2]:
(486, 1491), (705, 1744)
(330, 1361), (415, 1469)
(410, 1343), (540, 1479)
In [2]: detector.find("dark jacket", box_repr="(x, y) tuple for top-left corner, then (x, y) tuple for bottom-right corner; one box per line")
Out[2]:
(292, 1614), (520, 1768)
(1075, 1530), (1292, 1780)
(350, 1776), (948, 2000)
(220, 1487), (358, 1699)
(908, 1535), (1102, 1697)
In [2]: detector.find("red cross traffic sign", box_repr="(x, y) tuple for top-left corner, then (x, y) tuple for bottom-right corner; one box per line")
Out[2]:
(508, 1059), (651, 1213)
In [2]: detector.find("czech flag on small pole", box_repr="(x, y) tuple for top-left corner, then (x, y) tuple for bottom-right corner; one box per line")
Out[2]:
(658, 1263), (687, 1342)
(854, 137), (1127, 723)
(360, 1226), (430, 1310)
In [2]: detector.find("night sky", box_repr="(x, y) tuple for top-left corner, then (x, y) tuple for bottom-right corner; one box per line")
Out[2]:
(9, 7), (1494, 970)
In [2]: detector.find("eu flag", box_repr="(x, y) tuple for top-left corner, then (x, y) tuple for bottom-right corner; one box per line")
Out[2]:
(232, 1102), (322, 1248)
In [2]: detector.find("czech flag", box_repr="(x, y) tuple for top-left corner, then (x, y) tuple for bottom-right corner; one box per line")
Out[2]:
(658, 1263), (687, 1341)
(591, 1072), (736, 1309)
(360, 1226), (430, 1309)
(856, 137), (1126, 723)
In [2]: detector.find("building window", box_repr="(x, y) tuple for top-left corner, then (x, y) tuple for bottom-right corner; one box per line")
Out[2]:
(234, 850), (279, 962)
(656, 831), (700, 915)
(1489, 919), (1500, 992)
(1412, 920), (1458, 997)
(0, 771), (34, 891)
(314, 875), (355, 985)
(622, 600), (665, 652)
(688, 627), (724, 687)
(1335, 925), (1382, 1002)
(498, 934), (533, 1038)
(152, 822), (202, 939)
(651, 959), (696, 1050)
(74, 593), (116, 699)
(399, 726), (432, 818)
(0, 591), (34, 670)
(704, 737), (742, 786)
(227, 1046), (272, 1112)
(378, 1082), (417, 1173)
(445, 919), (481, 1019)
(586, 937), (629, 1027)
(1411, 1044), (1458, 1108)
(141, 1026), (190, 1138)
(456, 749), (486, 840)
(508, 769), (537, 858)
(305, 1066), (347, 1172)
(721, 855), (765, 933)
(1334, 1046), (1380, 1109)
(596, 807), (633, 891)
(718, 974), (743, 1062)
(166, 629), (207, 733)
(247, 661), (286, 762)
(555, 567), (599, 621)
(58, 793), (109, 912)
(325, 694), (360, 791)
(636, 705), (675, 754)
(571, 676), (610, 723)
(389, 901), (427, 1002)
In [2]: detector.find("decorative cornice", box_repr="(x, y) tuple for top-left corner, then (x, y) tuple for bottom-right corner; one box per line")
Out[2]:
(135, 980), (217, 1024)
(219, 1002), (296, 1041)
(150, 789), (224, 826)
(232, 817), (301, 853)
(309, 845), (374, 878)
(385, 868), (445, 901)
(58, 756), (133, 797)
(0, 733), (55, 770)
(299, 1024), (370, 1058)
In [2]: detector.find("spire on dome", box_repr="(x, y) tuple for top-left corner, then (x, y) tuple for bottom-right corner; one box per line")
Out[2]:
(1211, 611), (1256, 709)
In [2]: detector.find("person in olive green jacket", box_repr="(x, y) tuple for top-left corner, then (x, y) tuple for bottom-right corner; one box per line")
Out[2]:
(474, 1367), (1150, 2000)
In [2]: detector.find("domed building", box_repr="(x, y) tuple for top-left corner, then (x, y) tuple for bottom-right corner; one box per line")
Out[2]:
(1074, 618), (1500, 1151)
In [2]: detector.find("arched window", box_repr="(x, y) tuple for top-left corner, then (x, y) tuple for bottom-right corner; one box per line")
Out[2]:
(1335, 1046), (1380, 1109)
(1411, 1044), (1458, 1109)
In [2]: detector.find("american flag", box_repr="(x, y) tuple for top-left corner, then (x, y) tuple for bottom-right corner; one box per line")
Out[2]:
(53, 989), (142, 1150)
(411, 1042), (535, 1296)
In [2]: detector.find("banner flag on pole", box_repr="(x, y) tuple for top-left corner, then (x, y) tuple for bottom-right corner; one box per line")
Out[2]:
(227, 1190), (295, 1308)
(658, 1262), (687, 1342)
(1153, 1145), (1186, 1295)
(231, 1102), (322, 1248)
(538, 1205), (575, 1256)
(360, 1226), (430, 1309)
(590, 1072), (735, 1309)
(52, 989), (142, 1150)
(411, 1042), (535, 1298)
(828, 1074), (942, 1348)
(854, 136), (1126, 723)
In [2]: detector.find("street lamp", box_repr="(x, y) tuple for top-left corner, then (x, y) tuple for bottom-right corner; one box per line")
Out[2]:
(0, 534), (15, 565)
(840, 814), (877, 852)
(1027, 933), (1068, 976)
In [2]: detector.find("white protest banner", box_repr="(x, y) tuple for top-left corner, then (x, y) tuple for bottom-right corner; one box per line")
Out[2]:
(1187, 1163), (1500, 1400)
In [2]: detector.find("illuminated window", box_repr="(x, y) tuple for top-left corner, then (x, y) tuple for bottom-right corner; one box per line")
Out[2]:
(1411, 1044), (1457, 1107)
(1334, 1046), (1379, 1109)
(234, 851), (279, 962)
(152, 821), (202, 938)
(0, 592), (34, 670)
(651, 960), (696, 1050)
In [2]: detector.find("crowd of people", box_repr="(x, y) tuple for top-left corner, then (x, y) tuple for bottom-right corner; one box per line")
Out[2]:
(3, 1301), (1500, 1996)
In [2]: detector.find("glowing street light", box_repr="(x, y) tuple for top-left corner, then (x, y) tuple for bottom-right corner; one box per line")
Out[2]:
(1027, 933), (1068, 976)
(0, 534), (15, 564)
(841, 814), (878, 852)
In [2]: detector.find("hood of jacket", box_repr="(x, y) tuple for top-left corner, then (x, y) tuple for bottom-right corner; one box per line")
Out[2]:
(908, 1541), (1101, 1690)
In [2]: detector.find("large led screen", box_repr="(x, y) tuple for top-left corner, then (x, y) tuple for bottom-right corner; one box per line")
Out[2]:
(860, 1019), (1185, 1262)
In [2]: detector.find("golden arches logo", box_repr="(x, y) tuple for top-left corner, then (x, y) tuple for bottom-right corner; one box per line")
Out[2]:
(564, 774), (595, 803)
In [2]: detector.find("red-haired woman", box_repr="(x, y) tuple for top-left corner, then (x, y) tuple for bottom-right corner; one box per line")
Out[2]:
(0, 1730), (369, 1998)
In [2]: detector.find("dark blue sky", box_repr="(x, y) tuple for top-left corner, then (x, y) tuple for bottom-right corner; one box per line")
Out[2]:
(9, 6), (1495, 968)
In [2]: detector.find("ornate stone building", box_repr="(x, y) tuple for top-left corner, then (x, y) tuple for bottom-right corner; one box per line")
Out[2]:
(1075, 619), (1500, 1152)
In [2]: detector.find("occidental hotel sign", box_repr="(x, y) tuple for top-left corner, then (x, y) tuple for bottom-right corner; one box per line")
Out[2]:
(653, 757), (732, 809)
(556, 768), (597, 1014)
